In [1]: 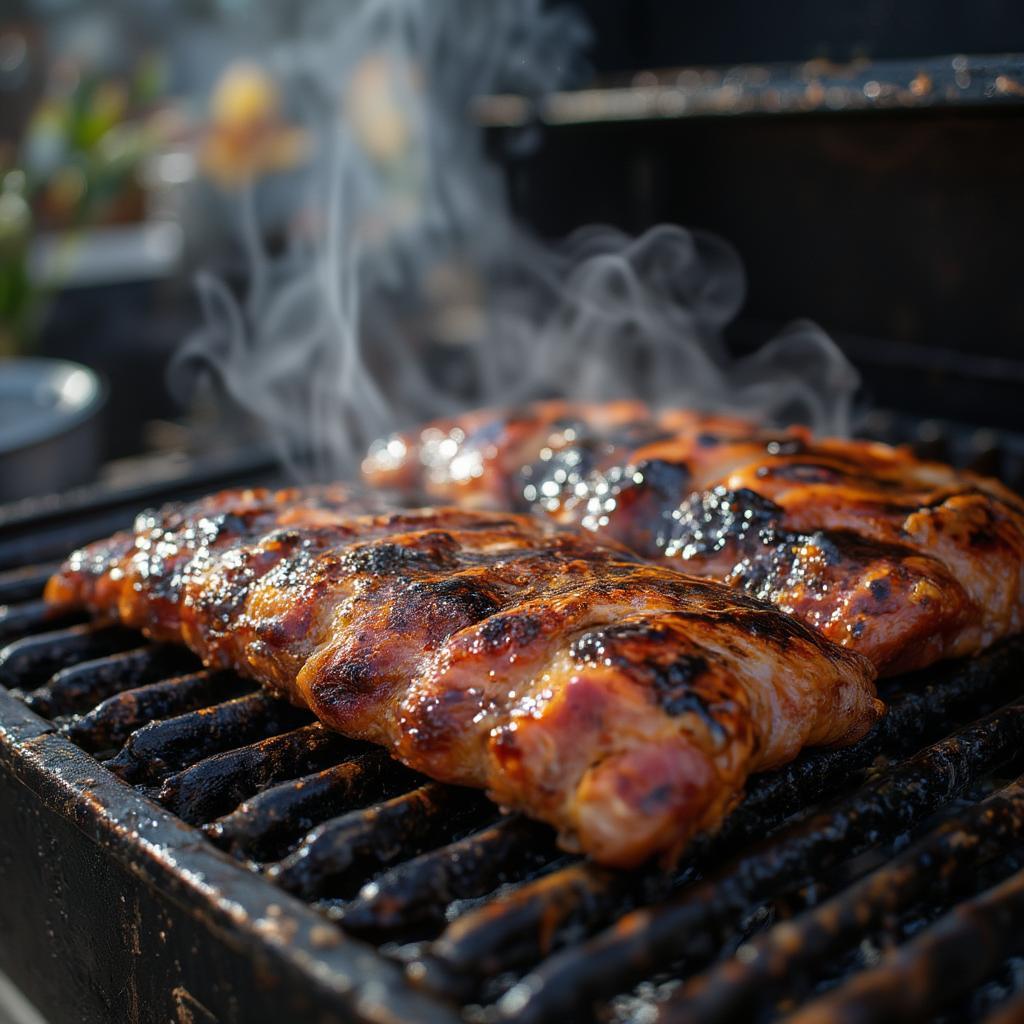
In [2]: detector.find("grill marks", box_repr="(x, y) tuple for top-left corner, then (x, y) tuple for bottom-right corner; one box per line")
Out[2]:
(364, 401), (1024, 675)
(44, 492), (878, 867)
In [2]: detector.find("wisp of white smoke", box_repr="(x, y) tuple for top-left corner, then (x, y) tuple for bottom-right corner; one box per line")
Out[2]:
(172, 0), (859, 480)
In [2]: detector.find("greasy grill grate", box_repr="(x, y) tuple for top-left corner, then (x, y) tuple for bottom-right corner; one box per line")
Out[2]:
(1, 430), (1023, 1023)
(3, 584), (1024, 1024)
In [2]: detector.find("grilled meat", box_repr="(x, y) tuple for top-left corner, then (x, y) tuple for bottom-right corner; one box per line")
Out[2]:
(363, 402), (1024, 674)
(45, 487), (879, 867)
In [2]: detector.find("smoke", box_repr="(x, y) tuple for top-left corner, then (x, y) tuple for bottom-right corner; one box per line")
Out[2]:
(172, 0), (858, 480)
(479, 223), (858, 432)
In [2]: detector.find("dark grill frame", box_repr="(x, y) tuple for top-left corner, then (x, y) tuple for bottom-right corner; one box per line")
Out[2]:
(0, 683), (458, 1024)
(1, 448), (1024, 1024)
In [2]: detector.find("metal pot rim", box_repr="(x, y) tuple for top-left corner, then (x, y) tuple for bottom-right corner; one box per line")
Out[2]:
(0, 358), (106, 456)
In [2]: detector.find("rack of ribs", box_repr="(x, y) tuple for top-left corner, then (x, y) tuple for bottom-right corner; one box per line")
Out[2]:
(363, 401), (1024, 675)
(45, 486), (879, 867)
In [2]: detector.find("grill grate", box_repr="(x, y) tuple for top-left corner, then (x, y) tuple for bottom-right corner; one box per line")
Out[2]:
(659, 778), (1024, 1024)
(1, 435), (1024, 1023)
(3, 578), (1024, 1023)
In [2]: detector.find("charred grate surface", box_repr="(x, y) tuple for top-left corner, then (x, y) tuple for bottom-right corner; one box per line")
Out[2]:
(3, 540), (1024, 1020)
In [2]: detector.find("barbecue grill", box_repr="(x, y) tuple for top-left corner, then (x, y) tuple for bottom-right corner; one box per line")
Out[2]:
(2, 417), (1024, 1024)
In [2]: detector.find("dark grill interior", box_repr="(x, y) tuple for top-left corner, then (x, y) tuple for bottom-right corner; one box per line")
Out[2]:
(2, 422), (1024, 1023)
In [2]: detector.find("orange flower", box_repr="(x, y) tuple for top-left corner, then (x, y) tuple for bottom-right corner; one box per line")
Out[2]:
(199, 62), (309, 189)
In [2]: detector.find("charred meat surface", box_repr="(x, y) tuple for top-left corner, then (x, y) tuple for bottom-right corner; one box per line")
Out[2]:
(45, 487), (879, 867)
(364, 401), (1024, 675)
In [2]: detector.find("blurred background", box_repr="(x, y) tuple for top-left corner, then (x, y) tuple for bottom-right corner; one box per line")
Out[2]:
(3, 0), (1024, 507)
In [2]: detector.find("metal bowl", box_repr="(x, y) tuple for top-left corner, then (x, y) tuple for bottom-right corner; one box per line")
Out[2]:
(0, 358), (106, 502)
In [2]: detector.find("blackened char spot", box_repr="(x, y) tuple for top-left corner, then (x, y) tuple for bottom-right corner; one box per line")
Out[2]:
(648, 654), (711, 717)
(725, 608), (812, 647)
(803, 529), (919, 567)
(191, 544), (292, 628)
(576, 458), (692, 558)
(310, 657), (374, 711)
(728, 527), (925, 661)
(664, 486), (781, 559)
(341, 535), (456, 576)
(335, 658), (373, 691)
(166, 506), (278, 551)
(200, 510), (266, 544)
(305, 656), (383, 729)
(631, 458), (692, 500)
(570, 622), (724, 737)
(387, 575), (501, 636)
(417, 576), (501, 617)
(969, 526), (998, 548)
(477, 612), (543, 650)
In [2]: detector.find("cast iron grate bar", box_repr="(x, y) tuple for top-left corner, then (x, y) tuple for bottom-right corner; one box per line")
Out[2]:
(0, 623), (140, 689)
(157, 722), (363, 824)
(104, 691), (311, 785)
(25, 644), (200, 719)
(333, 815), (564, 942)
(0, 600), (85, 643)
(206, 750), (420, 861)
(0, 451), (279, 572)
(62, 669), (251, 752)
(0, 563), (61, 605)
(267, 783), (498, 901)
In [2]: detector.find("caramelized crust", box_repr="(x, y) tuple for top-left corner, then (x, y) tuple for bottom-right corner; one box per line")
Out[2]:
(45, 489), (878, 867)
(364, 403), (1024, 674)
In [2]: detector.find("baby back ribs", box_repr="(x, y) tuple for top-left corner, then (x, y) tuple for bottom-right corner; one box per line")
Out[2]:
(363, 402), (1024, 675)
(45, 487), (879, 867)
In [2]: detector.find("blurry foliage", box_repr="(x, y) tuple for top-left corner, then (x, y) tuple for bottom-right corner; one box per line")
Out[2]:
(0, 170), (34, 357)
(22, 53), (169, 228)
(0, 52), (172, 355)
